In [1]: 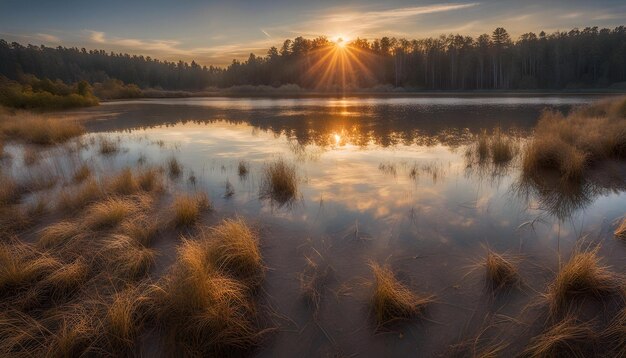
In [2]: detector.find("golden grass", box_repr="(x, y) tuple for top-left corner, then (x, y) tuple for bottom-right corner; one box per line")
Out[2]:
(23, 146), (39, 166)
(38, 221), (82, 249)
(119, 214), (160, 247)
(98, 137), (119, 155)
(261, 158), (297, 203)
(370, 263), (434, 325)
(72, 163), (91, 183)
(41, 258), (89, 300)
(522, 103), (626, 180)
(47, 314), (95, 357)
(107, 167), (138, 195)
(472, 128), (516, 164)
(0, 309), (50, 356)
(136, 167), (163, 192)
(603, 307), (626, 356)
(204, 217), (264, 286)
(57, 178), (104, 212)
(101, 234), (156, 280)
(0, 175), (21, 205)
(155, 238), (262, 355)
(170, 192), (210, 227)
(0, 113), (85, 145)
(167, 157), (182, 178)
(84, 195), (151, 229)
(0, 243), (60, 293)
(523, 317), (596, 357)
(484, 250), (519, 290)
(544, 247), (620, 317)
(105, 288), (149, 350)
(615, 216), (626, 240)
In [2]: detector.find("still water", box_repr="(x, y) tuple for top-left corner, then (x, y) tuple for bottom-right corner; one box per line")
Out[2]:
(72, 96), (625, 356)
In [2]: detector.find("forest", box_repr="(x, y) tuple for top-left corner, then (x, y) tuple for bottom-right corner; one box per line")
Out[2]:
(1, 26), (626, 91)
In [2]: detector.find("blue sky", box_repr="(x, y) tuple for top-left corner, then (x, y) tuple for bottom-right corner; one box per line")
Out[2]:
(1, 0), (625, 66)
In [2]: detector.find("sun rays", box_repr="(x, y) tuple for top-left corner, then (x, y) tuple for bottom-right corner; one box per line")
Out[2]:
(302, 39), (377, 90)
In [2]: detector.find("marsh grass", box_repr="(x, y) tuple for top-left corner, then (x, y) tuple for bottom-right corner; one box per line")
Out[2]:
(470, 128), (516, 165)
(167, 157), (182, 178)
(204, 217), (264, 286)
(105, 287), (153, 351)
(58, 178), (104, 212)
(370, 263), (434, 325)
(38, 221), (83, 248)
(603, 307), (626, 356)
(0, 113), (85, 145)
(84, 195), (151, 229)
(0, 243), (61, 294)
(98, 137), (119, 155)
(300, 255), (333, 318)
(120, 215), (160, 247)
(170, 192), (210, 227)
(0, 175), (22, 205)
(260, 158), (297, 204)
(72, 163), (91, 183)
(156, 238), (263, 355)
(544, 246), (621, 317)
(523, 317), (596, 357)
(238, 160), (249, 178)
(101, 234), (156, 280)
(40, 258), (89, 300)
(483, 250), (520, 291)
(522, 104), (626, 181)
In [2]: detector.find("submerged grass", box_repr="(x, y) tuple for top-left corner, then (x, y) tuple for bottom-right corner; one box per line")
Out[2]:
(260, 158), (297, 204)
(523, 317), (596, 357)
(370, 263), (433, 325)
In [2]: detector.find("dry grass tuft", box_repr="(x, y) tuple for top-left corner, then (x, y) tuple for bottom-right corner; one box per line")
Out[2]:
(615, 216), (626, 240)
(204, 217), (264, 286)
(523, 317), (596, 357)
(168, 157), (182, 178)
(0, 175), (21, 205)
(107, 167), (138, 195)
(136, 167), (163, 192)
(58, 178), (104, 212)
(0, 113), (85, 145)
(41, 258), (89, 300)
(0, 243), (60, 293)
(260, 158), (297, 203)
(72, 163), (91, 183)
(98, 137), (119, 155)
(370, 263), (434, 325)
(38, 221), (82, 249)
(120, 214), (160, 247)
(603, 307), (626, 356)
(300, 255), (333, 317)
(101, 234), (156, 280)
(84, 195), (151, 229)
(155, 238), (263, 355)
(170, 192), (210, 227)
(47, 314), (95, 357)
(545, 247), (620, 317)
(484, 250), (519, 291)
(471, 128), (516, 164)
(522, 103), (626, 181)
(105, 287), (152, 350)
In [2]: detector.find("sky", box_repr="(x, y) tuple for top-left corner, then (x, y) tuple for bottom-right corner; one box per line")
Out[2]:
(1, 0), (625, 66)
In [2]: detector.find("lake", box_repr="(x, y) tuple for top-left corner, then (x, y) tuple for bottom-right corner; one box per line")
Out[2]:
(15, 95), (625, 356)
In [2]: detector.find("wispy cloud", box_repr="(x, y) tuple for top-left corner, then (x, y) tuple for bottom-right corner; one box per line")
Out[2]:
(261, 29), (271, 38)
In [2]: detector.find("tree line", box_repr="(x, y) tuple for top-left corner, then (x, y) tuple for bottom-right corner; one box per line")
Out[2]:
(1, 26), (625, 91)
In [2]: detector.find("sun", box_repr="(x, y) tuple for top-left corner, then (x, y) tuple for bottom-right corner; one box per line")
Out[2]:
(333, 36), (348, 48)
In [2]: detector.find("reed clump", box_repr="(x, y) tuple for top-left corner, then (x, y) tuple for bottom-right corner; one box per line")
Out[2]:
(57, 178), (104, 212)
(84, 195), (151, 229)
(544, 247), (620, 317)
(522, 103), (626, 181)
(0, 113), (85, 145)
(484, 250), (519, 291)
(203, 217), (264, 286)
(472, 128), (516, 164)
(260, 158), (297, 203)
(170, 192), (210, 227)
(167, 157), (182, 178)
(72, 164), (91, 183)
(370, 263), (434, 325)
(98, 137), (119, 155)
(238, 160), (249, 177)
